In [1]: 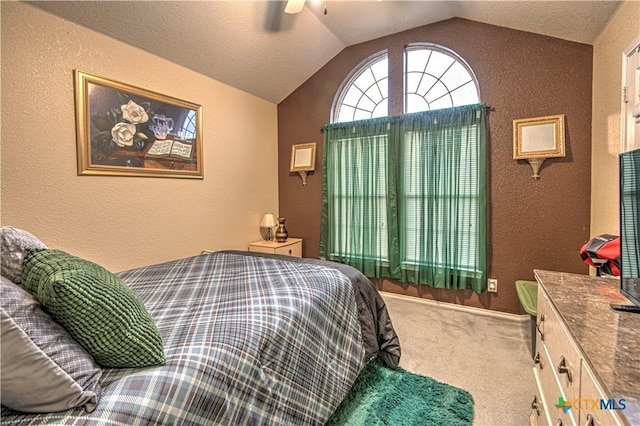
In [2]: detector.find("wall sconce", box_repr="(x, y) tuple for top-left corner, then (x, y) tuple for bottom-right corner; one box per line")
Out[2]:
(290, 143), (316, 186)
(513, 114), (565, 179)
(260, 213), (277, 241)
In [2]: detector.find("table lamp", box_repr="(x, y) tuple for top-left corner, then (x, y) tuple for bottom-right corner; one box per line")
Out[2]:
(260, 213), (277, 241)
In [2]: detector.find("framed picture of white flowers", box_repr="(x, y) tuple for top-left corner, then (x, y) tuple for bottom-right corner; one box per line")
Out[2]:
(74, 70), (203, 178)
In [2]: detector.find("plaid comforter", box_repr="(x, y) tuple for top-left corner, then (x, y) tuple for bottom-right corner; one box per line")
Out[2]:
(1, 251), (367, 425)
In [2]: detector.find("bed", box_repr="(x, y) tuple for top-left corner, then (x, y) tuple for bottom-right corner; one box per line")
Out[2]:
(1, 249), (400, 425)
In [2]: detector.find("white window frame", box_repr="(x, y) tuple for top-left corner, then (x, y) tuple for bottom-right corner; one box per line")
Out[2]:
(404, 42), (480, 113)
(331, 51), (388, 123)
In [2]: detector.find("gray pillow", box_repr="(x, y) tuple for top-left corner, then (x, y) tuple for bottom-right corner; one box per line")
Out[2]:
(0, 276), (102, 413)
(1, 226), (47, 283)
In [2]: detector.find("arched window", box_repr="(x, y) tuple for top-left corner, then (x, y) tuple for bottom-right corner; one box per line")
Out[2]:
(323, 43), (487, 293)
(332, 43), (479, 122)
(405, 43), (480, 113)
(332, 52), (388, 123)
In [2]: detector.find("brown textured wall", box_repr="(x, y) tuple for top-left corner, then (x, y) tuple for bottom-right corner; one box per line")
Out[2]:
(278, 18), (592, 314)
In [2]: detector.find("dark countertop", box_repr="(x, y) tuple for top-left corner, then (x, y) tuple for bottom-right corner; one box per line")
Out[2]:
(534, 270), (640, 426)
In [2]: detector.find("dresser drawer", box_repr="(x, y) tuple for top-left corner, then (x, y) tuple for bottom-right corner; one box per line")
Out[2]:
(544, 346), (578, 426)
(249, 245), (276, 255)
(579, 363), (625, 426)
(531, 367), (551, 426)
(248, 238), (303, 258)
(274, 242), (302, 257)
(535, 344), (578, 426)
(535, 288), (549, 348)
(538, 292), (581, 403)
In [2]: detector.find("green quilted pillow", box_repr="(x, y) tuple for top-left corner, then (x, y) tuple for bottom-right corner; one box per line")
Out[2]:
(21, 249), (166, 368)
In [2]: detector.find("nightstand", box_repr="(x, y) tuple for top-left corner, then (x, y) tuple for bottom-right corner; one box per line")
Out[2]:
(248, 238), (303, 258)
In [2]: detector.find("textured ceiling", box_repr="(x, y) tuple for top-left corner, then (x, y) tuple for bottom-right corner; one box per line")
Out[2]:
(27, 1), (621, 104)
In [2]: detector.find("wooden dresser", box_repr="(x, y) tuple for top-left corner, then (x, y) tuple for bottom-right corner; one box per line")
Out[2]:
(531, 270), (640, 426)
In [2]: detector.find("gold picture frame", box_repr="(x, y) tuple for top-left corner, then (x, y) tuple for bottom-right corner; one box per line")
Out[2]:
(290, 142), (317, 172)
(74, 70), (203, 179)
(513, 114), (565, 179)
(513, 114), (565, 160)
(290, 143), (316, 186)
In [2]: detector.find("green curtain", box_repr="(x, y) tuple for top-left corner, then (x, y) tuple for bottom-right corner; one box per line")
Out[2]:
(319, 103), (487, 293)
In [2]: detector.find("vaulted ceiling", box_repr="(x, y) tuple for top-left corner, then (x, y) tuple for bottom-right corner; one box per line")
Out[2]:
(27, 1), (621, 104)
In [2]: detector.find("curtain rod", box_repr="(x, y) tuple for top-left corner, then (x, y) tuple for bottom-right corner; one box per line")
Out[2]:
(320, 105), (493, 132)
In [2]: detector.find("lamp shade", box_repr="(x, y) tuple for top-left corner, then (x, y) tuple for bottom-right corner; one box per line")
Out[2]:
(260, 213), (277, 228)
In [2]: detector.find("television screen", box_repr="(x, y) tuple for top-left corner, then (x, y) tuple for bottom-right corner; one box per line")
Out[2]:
(619, 148), (640, 312)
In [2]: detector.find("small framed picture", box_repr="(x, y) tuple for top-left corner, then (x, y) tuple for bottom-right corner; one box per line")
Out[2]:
(74, 70), (203, 179)
(290, 143), (317, 172)
(513, 114), (565, 160)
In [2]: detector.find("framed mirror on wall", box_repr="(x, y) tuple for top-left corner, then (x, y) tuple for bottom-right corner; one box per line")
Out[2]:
(290, 143), (316, 186)
(513, 114), (565, 179)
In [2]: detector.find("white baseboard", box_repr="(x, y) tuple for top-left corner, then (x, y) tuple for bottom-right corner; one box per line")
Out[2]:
(380, 291), (530, 322)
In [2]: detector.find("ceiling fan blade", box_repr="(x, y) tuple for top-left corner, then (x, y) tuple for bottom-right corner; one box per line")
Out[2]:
(284, 0), (306, 14)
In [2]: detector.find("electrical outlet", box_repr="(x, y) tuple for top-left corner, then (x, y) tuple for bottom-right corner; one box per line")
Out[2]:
(488, 278), (498, 293)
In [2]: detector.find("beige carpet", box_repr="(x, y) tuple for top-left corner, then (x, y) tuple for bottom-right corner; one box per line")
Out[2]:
(381, 292), (534, 426)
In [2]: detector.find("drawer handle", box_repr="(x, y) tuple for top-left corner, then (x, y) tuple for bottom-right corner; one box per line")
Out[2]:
(531, 395), (541, 416)
(557, 356), (573, 383)
(533, 352), (543, 369)
(556, 420), (564, 426)
(536, 314), (545, 341)
(288, 249), (292, 255)
(584, 414), (594, 426)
